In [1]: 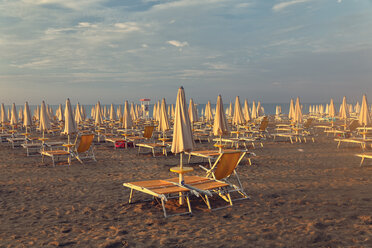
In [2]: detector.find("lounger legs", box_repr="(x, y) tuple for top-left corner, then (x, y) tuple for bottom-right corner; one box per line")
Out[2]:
(360, 157), (365, 167)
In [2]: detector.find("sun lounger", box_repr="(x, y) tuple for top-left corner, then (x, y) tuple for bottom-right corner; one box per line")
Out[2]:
(355, 152), (372, 167)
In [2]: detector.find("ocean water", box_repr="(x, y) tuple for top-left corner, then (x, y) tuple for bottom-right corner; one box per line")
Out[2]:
(4, 102), (339, 119)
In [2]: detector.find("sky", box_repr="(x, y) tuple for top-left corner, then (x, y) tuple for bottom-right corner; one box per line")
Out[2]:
(1, 0), (372, 105)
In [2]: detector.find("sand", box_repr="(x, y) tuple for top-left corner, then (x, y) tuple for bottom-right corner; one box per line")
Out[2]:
(1, 129), (372, 247)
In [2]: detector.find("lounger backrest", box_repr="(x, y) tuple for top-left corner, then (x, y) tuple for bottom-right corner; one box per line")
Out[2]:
(214, 151), (242, 180)
(77, 134), (94, 153)
(349, 120), (360, 132)
(303, 118), (313, 129)
(259, 120), (269, 131)
(143, 126), (155, 139)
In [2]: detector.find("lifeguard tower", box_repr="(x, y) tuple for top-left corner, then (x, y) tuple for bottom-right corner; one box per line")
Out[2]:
(140, 98), (150, 119)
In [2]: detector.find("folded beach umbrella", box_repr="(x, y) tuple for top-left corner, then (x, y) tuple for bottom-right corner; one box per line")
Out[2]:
(10, 103), (18, 126)
(168, 105), (171, 116)
(188, 98), (198, 124)
(18, 106), (23, 122)
(109, 103), (117, 121)
(339, 96), (349, 120)
(130, 102), (137, 122)
(171, 87), (195, 204)
(213, 95), (229, 151)
(94, 101), (103, 126)
(1, 103), (8, 128)
(328, 98), (336, 119)
(122, 100), (132, 130)
(251, 101), (257, 119)
(23, 102), (32, 132)
(293, 97), (303, 125)
(232, 96), (245, 127)
(91, 106), (95, 119)
(288, 99), (295, 120)
(228, 101), (233, 118)
(75, 102), (83, 124)
(80, 105), (86, 121)
(116, 105), (122, 121)
(358, 94), (371, 127)
(243, 99), (251, 122)
(39, 101), (50, 138)
(158, 98), (170, 135)
(56, 104), (64, 121)
(64, 98), (77, 143)
(204, 101), (213, 123)
(355, 102), (360, 114)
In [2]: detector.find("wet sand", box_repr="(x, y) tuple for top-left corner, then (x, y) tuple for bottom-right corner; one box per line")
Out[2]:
(1, 130), (371, 247)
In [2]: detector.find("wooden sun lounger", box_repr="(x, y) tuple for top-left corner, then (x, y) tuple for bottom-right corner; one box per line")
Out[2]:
(123, 179), (192, 218)
(334, 138), (371, 150)
(355, 153), (372, 167)
(136, 143), (167, 157)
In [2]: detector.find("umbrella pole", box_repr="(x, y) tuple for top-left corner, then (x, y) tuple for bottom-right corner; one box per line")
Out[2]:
(179, 153), (184, 205)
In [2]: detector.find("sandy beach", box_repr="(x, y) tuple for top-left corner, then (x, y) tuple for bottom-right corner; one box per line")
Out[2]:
(1, 126), (371, 248)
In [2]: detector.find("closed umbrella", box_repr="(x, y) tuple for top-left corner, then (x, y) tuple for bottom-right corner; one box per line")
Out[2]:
(10, 103), (18, 127)
(1, 103), (8, 132)
(213, 95), (229, 152)
(109, 103), (117, 122)
(171, 87), (195, 204)
(293, 97), (303, 134)
(64, 98), (77, 146)
(251, 101), (257, 119)
(359, 94), (371, 139)
(75, 102), (83, 125)
(23, 102), (32, 134)
(339, 96), (349, 130)
(243, 99), (251, 123)
(117, 105), (123, 121)
(158, 98), (170, 144)
(188, 98), (197, 124)
(39, 101), (51, 148)
(288, 99), (295, 120)
(204, 101), (213, 123)
(232, 96), (245, 127)
(122, 100), (132, 131)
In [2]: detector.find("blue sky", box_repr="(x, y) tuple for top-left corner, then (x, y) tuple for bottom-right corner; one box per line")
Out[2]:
(1, 0), (372, 105)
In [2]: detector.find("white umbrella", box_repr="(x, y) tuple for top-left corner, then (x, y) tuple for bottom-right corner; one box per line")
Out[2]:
(122, 100), (132, 130)
(152, 103), (158, 121)
(204, 101), (213, 123)
(18, 106), (23, 122)
(75, 102), (83, 125)
(10, 103), (18, 127)
(1, 103), (8, 132)
(293, 97), (303, 128)
(171, 87), (195, 204)
(339, 96), (349, 130)
(158, 98), (170, 141)
(232, 96), (245, 127)
(359, 94), (371, 139)
(109, 103), (117, 121)
(95, 101), (103, 126)
(39, 101), (50, 140)
(288, 99), (295, 120)
(243, 99), (251, 123)
(188, 98), (197, 124)
(213, 95), (229, 152)
(64, 98), (77, 144)
(228, 102), (233, 118)
(23, 102), (32, 133)
(117, 105), (123, 121)
(251, 101), (257, 119)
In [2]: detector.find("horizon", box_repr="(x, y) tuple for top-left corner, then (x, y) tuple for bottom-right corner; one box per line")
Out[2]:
(1, 0), (372, 103)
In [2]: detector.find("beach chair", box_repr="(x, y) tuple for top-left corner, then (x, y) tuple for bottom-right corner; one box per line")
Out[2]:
(355, 153), (372, 167)
(123, 178), (193, 218)
(41, 134), (96, 166)
(195, 150), (249, 210)
(135, 126), (168, 157)
(72, 134), (96, 164)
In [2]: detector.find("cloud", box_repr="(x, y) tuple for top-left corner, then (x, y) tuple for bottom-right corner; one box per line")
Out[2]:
(22, 0), (103, 10)
(152, 0), (226, 10)
(272, 0), (313, 12)
(11, 59), (51, 69)
(167, 40), (189, 47)
(114, 22), (141, 32)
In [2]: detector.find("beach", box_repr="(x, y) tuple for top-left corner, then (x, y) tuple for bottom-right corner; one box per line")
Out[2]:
(1, 128), (371, 248)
